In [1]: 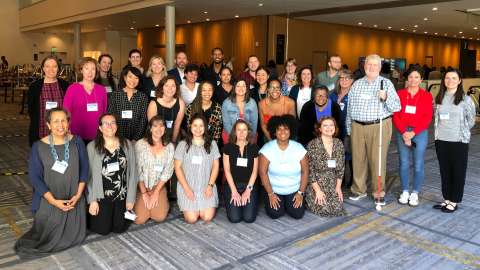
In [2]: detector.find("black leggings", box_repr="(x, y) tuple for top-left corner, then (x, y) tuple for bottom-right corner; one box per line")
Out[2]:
(435, 140), (469, 203)
(88, 199), (130, 235)
(264, 191), (305, 219)
(224, 184), (258, 223)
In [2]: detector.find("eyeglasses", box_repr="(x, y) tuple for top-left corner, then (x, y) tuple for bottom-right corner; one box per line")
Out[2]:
(269, 86), (281, 90)
(339, 77), (352, 81)
(102, 121), (117, 127)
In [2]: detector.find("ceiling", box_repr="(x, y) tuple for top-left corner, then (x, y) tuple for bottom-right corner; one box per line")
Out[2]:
(34, 0), (480, 40)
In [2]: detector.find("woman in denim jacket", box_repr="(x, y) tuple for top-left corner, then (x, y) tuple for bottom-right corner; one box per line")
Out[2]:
(221, 79), (258, 143)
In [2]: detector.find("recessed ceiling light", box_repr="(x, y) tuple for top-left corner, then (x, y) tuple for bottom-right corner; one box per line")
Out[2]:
(373, 24), (378, 27)
(203, 11), (208, 14)
(453, 35), (457, 37)
(414, 25), (418, 28)
(432, 7), (438, 11)
(459, 31), (463, 34)
(155, 24), (160, 27)
(469, 37), (473, 39)
(130, 27), (134, 30)
(401, 28), (405, 31)
(477, 38), (480, 41)
(258, 3), (264, 7)
(461, 35), (465, 38)
(424, 31), (428, 34)
(206, 18), (210, 21)
(424, 17), (428, 21)
(132, 21), (136, 24)
(444, 33), (447, 36)
(474, 26), (478, 30)
(434, 32), (438, 35)
(413, 30), (416, 32)
(388, 26), (392, 29)
(187, 20), (191, 23)
(235, 15), (239, 18)
(358, 22), (363, 25)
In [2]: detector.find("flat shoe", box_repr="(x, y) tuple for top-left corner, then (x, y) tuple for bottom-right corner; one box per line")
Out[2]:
(441, 203), (458, 213)
(433, 202), (447, 209)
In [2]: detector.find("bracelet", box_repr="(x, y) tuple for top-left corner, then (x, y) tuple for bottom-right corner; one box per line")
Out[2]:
(208, 183), (214, 188)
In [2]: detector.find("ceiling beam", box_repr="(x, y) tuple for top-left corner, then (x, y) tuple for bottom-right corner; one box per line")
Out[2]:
(285, 0), (461, 18)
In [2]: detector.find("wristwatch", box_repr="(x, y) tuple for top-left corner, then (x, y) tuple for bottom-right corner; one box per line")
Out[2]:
(297, 190), (304, 196)
(247, 185), (253, 190)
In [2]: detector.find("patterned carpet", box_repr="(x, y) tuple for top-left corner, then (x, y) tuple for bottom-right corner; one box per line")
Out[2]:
(0, 101), (479, 270)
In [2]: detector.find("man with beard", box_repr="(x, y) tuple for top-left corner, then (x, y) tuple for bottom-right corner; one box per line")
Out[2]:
(202, 47), (226, 86)
(237, 55), (260, 90)
(316, 55), (342, 91)
(168, 51), (188, 85)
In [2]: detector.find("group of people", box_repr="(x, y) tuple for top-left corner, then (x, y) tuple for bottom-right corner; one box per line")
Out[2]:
(16, 48), (476, 258)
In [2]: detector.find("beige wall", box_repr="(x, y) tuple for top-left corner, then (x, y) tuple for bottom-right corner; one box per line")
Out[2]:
(268, 16), (480, 73)
(19, 0), (170, 31)
(137, 16), (268, 73)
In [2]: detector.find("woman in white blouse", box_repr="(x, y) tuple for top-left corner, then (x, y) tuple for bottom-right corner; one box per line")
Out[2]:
(134, 115), (175, 224)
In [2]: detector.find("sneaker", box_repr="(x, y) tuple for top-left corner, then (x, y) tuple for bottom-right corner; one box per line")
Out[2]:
(375, 197), (386, 206)
(349, 193), (367, 201)
(408, 192), (419, 207)
(398, 191), (410, 205)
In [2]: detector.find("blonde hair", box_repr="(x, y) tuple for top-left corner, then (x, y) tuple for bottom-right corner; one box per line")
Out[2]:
(146, 55), (167, 78)
(365, 54), (382, 66)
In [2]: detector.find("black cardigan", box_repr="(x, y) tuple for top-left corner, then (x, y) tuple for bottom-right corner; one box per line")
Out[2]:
(298, 100), (343, 146)
(27, 78), (69, 146)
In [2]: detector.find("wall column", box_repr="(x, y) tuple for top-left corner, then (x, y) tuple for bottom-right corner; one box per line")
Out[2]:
(165, 5), (175, 69)
(73, 22), (81, 65)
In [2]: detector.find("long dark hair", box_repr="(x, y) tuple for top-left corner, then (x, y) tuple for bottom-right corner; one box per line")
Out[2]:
(228, 79), (251, 103)
(95, 54), (117, 91)
(435, 68), (464, 105)
(94, 113), (128, 154)
(185, 113), (212, 154)
(190, 81), (215, 116)
(145, 115), (170, 146)
(118, 66), (143, 90)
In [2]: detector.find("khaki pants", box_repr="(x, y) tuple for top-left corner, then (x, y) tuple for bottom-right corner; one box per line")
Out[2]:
(134, 186), (169, 224)
(350, 118), (392, 198)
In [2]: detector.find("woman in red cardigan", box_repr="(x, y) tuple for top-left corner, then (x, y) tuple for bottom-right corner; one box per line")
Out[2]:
(393, 66), (433, 207)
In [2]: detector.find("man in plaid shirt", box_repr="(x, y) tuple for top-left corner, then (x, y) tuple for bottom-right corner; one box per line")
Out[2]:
(346, 54), (401, 206)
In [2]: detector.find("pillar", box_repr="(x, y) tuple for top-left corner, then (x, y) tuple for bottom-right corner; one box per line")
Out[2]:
(165, 5), (175, 69)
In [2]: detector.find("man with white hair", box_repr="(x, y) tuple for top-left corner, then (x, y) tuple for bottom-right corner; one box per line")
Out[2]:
(346, 54), (401, 206)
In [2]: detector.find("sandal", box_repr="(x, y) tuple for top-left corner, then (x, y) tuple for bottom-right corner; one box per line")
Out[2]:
(433, 201), (447, 210)
(441, 203), (458, 213)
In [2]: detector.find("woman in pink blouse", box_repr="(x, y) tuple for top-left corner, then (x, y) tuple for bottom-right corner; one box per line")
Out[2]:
(63, 57), (107, 144)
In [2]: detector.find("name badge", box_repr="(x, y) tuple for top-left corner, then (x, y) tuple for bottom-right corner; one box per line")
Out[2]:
(105, 86), (112, 93)
(217, 80), (221, 86)
(192, 155), (203, 165)
(51, 160), (68, 174)
(339, 102), (345, 111)
(249, 84), (255, 90)
(405, 105), (416, 114)
(439, 112), (450, 120)
(236, 158), (248, 167)
(87, 103), (98, 112)
(46, 101), (58, 110)
(154, 164), (164, 172)
(150, 90), (156, 97)
(122, 110), (133, 119)
(124, 210), (137, 221)
(327, 159), (336, 168)
(166, 120), (173, 128)
(107, 162), (120, 173)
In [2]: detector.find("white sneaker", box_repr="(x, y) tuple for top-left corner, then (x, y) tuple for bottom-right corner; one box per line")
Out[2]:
(349, 193), (367, 201)
(398, 191), (409, 205)
(409, 192), (419, 207)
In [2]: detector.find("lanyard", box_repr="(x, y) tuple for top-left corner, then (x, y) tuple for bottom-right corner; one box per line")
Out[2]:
(49, 135), (70, 163)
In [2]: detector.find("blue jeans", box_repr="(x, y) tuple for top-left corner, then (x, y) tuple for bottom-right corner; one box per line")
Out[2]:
(396, 129), (428, 193)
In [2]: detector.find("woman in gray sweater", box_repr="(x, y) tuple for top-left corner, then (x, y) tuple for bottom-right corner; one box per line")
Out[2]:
(433, 69), (476, 213)
(87, 113), (138, 234)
